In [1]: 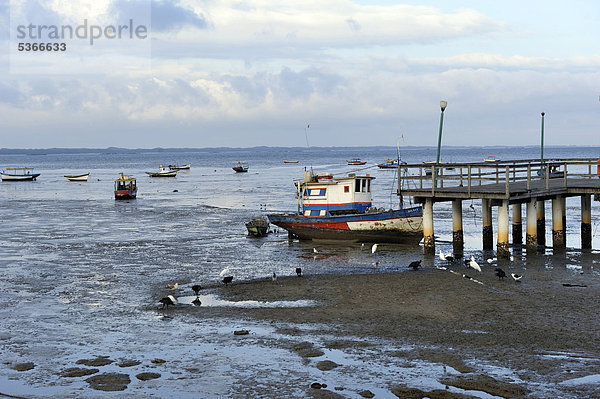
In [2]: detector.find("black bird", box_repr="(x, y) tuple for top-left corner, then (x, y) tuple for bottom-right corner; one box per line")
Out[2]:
(192, 297), (202, 306)
(495, 268), (507, 281)
(445, 255), (455, 263)
(272, 272), (277, 282)
(464, 259), (471, 267)
(222, 276), (233, 286)
(462, 274), (472, 280)
(296, 267), (302, 277)
(191, 285), (201, 296)
(159, 295), (178, 309)
(408, 260), (422, 270)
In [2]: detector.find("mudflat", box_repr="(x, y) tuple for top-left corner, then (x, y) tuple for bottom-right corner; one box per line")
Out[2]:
(211, 265), (600, 398)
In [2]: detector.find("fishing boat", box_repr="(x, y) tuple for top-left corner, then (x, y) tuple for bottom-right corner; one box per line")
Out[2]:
(1, 167), (40, 181)
(283, 160), (299, 164)
(267, 171), (423, 243)
(347, 158), (367, 165)
(245, 217), (270, 237)
(114, 173), (137, 200)
(233, 161), (249, 173)
(64, 173), (90, 182)
(168, 163), (191, 170)
(484, 156), (501, 163)
(146, 165), (178, 177)
(376, 158), (399, 169)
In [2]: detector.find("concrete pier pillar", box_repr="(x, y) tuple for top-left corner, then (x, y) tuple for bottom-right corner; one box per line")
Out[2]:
(497, 200), (510, 259)
(552, 195), (565, 250)
(452, 199), (464, 255)
(581, 195), (592, 249)
(512, 203), (523, 246)
(526, 199), (538, 252)
(482, 199), (493, 250)
(537, 200), (546, 246)
(423, 199), (435, 254)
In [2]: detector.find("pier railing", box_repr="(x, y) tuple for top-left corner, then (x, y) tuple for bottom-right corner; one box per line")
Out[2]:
(398, 158), (600, 197)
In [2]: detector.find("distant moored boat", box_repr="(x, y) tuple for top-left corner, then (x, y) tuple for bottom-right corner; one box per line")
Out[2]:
(233, 161), (249, 173)
(1, 167), (40, 181)
(64, 173), (90, 182)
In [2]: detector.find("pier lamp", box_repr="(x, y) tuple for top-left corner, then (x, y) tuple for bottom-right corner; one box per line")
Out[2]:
(540, 112), (545, 165)
(435, 100), (448, 187)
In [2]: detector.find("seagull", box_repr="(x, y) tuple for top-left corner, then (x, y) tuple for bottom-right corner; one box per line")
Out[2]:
(371, 244), (378, 254)
(495, 268), (507, 280)
(159, 295), (178, 309)
(219, 267), (234, 277)
(511, 273), (523, 282)
(222, 276), (233, 286)
(313, 248), (318, 254)
(166, 282), (178, 290)
(191, 285), (201, 296)
(487, 258), (497, 264)
(408, 260), (422, 270)
(469, 256), (481, 272)
(439, 250), (447, 261)
(272, 272), (277, 282)
(296, 267), (302, 277)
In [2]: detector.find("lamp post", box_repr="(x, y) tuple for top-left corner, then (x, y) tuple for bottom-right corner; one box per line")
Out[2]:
(435, 100), (447, 187)
(540, 112), (545, 165)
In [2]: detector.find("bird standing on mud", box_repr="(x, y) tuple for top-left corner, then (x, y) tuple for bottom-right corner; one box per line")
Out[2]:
(296, 267), (302, 277)
(495, 268), (507, 280)
(159, 295), (178, 309)
(511, 273), (523, 282)
(272, 272), (277, 282)
(408, 260), (421, 270)
(222, 276), (233, 286)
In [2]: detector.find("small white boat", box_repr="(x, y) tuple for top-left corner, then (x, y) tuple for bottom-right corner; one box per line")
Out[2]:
(146, 165), (178, 177)
(484, 156), (501, 162)
(1, 167), (40, 181)
(168, 163), (191, 170)
(64, 173), (90, 182)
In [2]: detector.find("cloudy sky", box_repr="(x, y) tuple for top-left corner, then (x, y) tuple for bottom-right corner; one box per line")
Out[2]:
(1, 0), (599, 148)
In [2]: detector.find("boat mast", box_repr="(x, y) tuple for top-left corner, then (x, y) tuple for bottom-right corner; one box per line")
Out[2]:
(397, 135), (404, 209)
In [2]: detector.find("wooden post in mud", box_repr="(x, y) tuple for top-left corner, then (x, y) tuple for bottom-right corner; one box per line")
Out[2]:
(537, 200), (546, 246)
(552, 195), (566, 250)
(526, 199), (538, 251)
(512, 203), (523, 245)
(497, 200), (510, 258)
(562, 196), (567, 238)
(581, 195), (592, 249)
(452, 199), (464, 255)
(482, 198), (493, 250)
(423, 198), (435, 254)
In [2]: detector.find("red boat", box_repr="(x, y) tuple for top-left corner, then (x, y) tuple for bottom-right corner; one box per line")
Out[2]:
(114, 173), (137, 200)
(347, 158), (367, 165)
(233, 161), (249, 173)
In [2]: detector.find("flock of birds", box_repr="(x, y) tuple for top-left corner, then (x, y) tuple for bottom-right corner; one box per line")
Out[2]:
(159, 266), (304, 309)
(159, 244), (526, 309)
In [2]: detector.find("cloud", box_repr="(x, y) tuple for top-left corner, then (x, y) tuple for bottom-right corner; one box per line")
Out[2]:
(109, 0), (207, 32)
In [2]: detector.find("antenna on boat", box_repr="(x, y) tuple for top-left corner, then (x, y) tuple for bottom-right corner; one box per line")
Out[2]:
(305, 123), (313, 176)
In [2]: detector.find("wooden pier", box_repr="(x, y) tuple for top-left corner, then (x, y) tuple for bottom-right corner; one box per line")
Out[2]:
(397, 158), (600, 257)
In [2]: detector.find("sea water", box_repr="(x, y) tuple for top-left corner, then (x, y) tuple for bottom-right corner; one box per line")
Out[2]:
(1, 145), (599, 398)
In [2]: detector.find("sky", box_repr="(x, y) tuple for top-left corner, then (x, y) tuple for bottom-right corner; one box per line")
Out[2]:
(1, 0), (599, 148)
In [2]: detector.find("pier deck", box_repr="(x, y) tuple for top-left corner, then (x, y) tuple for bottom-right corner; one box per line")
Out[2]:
(396, 158), (600, 256)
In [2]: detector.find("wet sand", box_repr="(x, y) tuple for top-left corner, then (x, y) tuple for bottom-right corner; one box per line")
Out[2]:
(208, 263), (600, 398)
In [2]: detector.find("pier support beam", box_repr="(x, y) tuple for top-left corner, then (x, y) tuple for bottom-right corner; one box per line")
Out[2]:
(482, 199), (493, 251)
(581, 195), (592, 249)
(497, 200), (510, 259)
(526, 199), (538, 252)
(452, 199), (464, 255)
(423, 199), (435, 255)
(537, 200), (546, 247)
(552, 195), (566, 250)
(512, 204), (523, 246)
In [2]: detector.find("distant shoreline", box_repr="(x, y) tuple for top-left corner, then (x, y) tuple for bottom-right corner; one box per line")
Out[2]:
(0, 144), (593, 156)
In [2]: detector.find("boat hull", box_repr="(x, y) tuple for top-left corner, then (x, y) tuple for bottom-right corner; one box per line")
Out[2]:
(268, 207), (423, 244)
(65, 173), (89, 181)
(1, 173), (40, 181)
(146, 172), (177, 177)
(115, 190), (137, 200)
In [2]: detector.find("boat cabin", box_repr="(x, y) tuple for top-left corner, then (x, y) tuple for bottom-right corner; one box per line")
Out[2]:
(296, 173), (374, 216)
